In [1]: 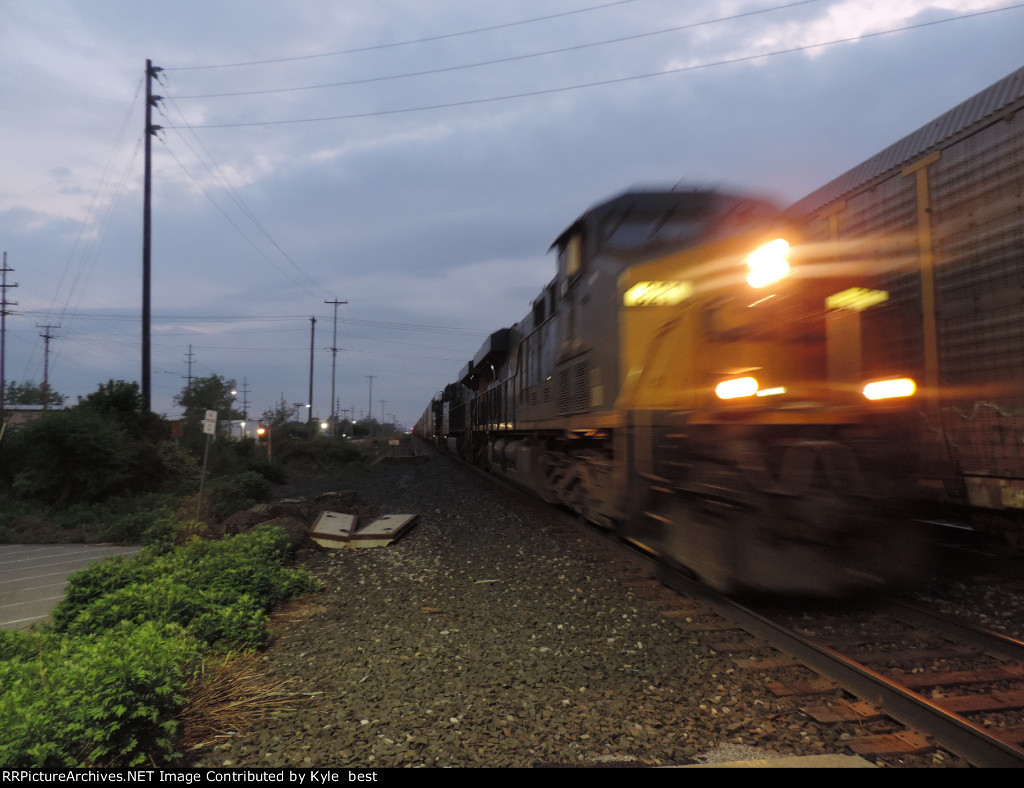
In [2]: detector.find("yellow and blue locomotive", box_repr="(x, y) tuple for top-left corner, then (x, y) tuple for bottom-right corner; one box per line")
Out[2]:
(420, 188), (928, 594)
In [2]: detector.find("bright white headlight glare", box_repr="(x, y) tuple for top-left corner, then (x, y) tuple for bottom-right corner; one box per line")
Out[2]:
(715, 377), (759, 399)
(863, 378), (916, 400)
(746, 238), (790, 288)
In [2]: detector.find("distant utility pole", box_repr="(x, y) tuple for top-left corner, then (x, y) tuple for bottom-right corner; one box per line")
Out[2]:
(324, 298), (346, 436)
(142, 59), (163, 414)
(365, 376), (376, 433)
(183, 345), (196, 391)
(238, 377), (250, 422)
(0, 253), (18, 415)
(308, 316), (316, 437)
(36, 324), (59, 410)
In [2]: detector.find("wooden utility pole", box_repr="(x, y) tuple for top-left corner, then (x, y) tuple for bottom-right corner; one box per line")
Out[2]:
(308, 316), (316, 436)
(325, 298), (346, 436)
(0, 253), (17, 415)
(142, 59), (163, 413)
(36, 324), (59, 409)
(365, 376), (375, 434)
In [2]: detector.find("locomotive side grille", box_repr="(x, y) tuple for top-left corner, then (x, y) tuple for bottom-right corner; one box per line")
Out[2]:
(573, 360), (590, 412)
(556, 358), (591, 415)
(557, 368), (570, 415)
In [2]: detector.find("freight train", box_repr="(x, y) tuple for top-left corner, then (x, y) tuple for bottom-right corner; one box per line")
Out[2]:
(417, 65), (1024, 594)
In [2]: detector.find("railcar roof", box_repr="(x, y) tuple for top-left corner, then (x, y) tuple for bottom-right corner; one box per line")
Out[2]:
(788, 65), (1024, 217)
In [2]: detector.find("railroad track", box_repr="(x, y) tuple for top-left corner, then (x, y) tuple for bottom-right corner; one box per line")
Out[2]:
(425, 439), (1024, 766)
(652, 566), (1024, 768)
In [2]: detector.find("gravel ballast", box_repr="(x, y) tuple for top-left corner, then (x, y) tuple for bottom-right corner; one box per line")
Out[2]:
(184, 455), (898, 768)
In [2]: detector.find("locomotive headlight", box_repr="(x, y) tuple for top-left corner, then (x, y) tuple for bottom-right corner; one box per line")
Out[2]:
(863, 378), (917, 400)
(746, 238), (790, 288)
(715, 376), (759, 399)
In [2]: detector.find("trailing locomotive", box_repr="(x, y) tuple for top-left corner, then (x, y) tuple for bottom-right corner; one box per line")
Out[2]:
(418, 188), (929, 595)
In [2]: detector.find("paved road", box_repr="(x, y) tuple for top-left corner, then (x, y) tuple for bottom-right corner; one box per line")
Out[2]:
(0, 544), (142, 631)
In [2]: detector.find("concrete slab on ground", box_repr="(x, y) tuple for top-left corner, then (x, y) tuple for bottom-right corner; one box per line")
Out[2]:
(349, 514), (418, 547)
(310, 511), (358, 548)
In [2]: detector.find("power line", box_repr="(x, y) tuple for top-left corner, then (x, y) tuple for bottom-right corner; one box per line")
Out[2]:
(156, 87), (326, 294)
(166, 0), (646, 70)
(171, 0), (827, 99)
(18, 309), (490, 334)
(155, 132), (325, 298)
(168, 4), (1024, 129)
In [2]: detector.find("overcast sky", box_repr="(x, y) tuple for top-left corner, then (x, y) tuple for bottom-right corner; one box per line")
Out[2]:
(2, 0), (1021, 429)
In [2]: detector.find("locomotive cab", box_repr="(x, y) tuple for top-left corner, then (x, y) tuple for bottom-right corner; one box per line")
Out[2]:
(618, 223), (928, 594)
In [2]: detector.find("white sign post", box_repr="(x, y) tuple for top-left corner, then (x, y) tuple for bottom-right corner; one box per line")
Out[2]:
(197, 410), (218, 517)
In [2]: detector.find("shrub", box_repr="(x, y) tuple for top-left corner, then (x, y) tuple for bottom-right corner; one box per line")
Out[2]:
(0, 526), (320, 767)
(244, 459), (288, 485)
(58, 578), (271, 650)
(49, 552), (159, 633)
(0, 629), (41, 663)
(273, 437), (365, 473)
(207, 470), (271, 523)
(5, 409), (129, 507)
(0, 404), (187, 509)
(51, 525), (320, 648)
(0, 621), (202, 767)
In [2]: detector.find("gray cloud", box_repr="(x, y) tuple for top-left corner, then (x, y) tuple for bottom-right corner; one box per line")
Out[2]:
(2, 0), (1021, 425)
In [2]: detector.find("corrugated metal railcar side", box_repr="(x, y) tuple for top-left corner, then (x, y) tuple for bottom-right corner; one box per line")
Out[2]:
(788, 66), (1024, 537)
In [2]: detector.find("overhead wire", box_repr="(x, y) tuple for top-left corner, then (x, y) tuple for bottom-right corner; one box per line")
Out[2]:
(166, 0), (648, 70)
(156, 78), (327, 295)
(17, 79), (145, 384)
(154, 122), (325, 299)
(166, 3), (1024, 129)
(171, 0), (827, 99)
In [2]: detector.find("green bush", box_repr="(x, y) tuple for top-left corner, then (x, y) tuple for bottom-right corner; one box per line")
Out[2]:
(51, 525), (320, 648)
(2, 525), (321, 767)
(49, 495), (182, 545)
(0, 621), (202, 767)
(0, 402), (189, 509)
(207, 470), (271, 523)
(244, 459), (288, 485)
(50, 552), (158, 633)
(273, 437), (365, 473)
(4, 409), (129, 507)
(0, 630), (40, 663)
(58, 578), (271, 650)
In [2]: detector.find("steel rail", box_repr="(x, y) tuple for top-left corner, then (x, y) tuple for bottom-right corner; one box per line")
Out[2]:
(654, 565), (1024, 769)
(880, 598), (1024, 663)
